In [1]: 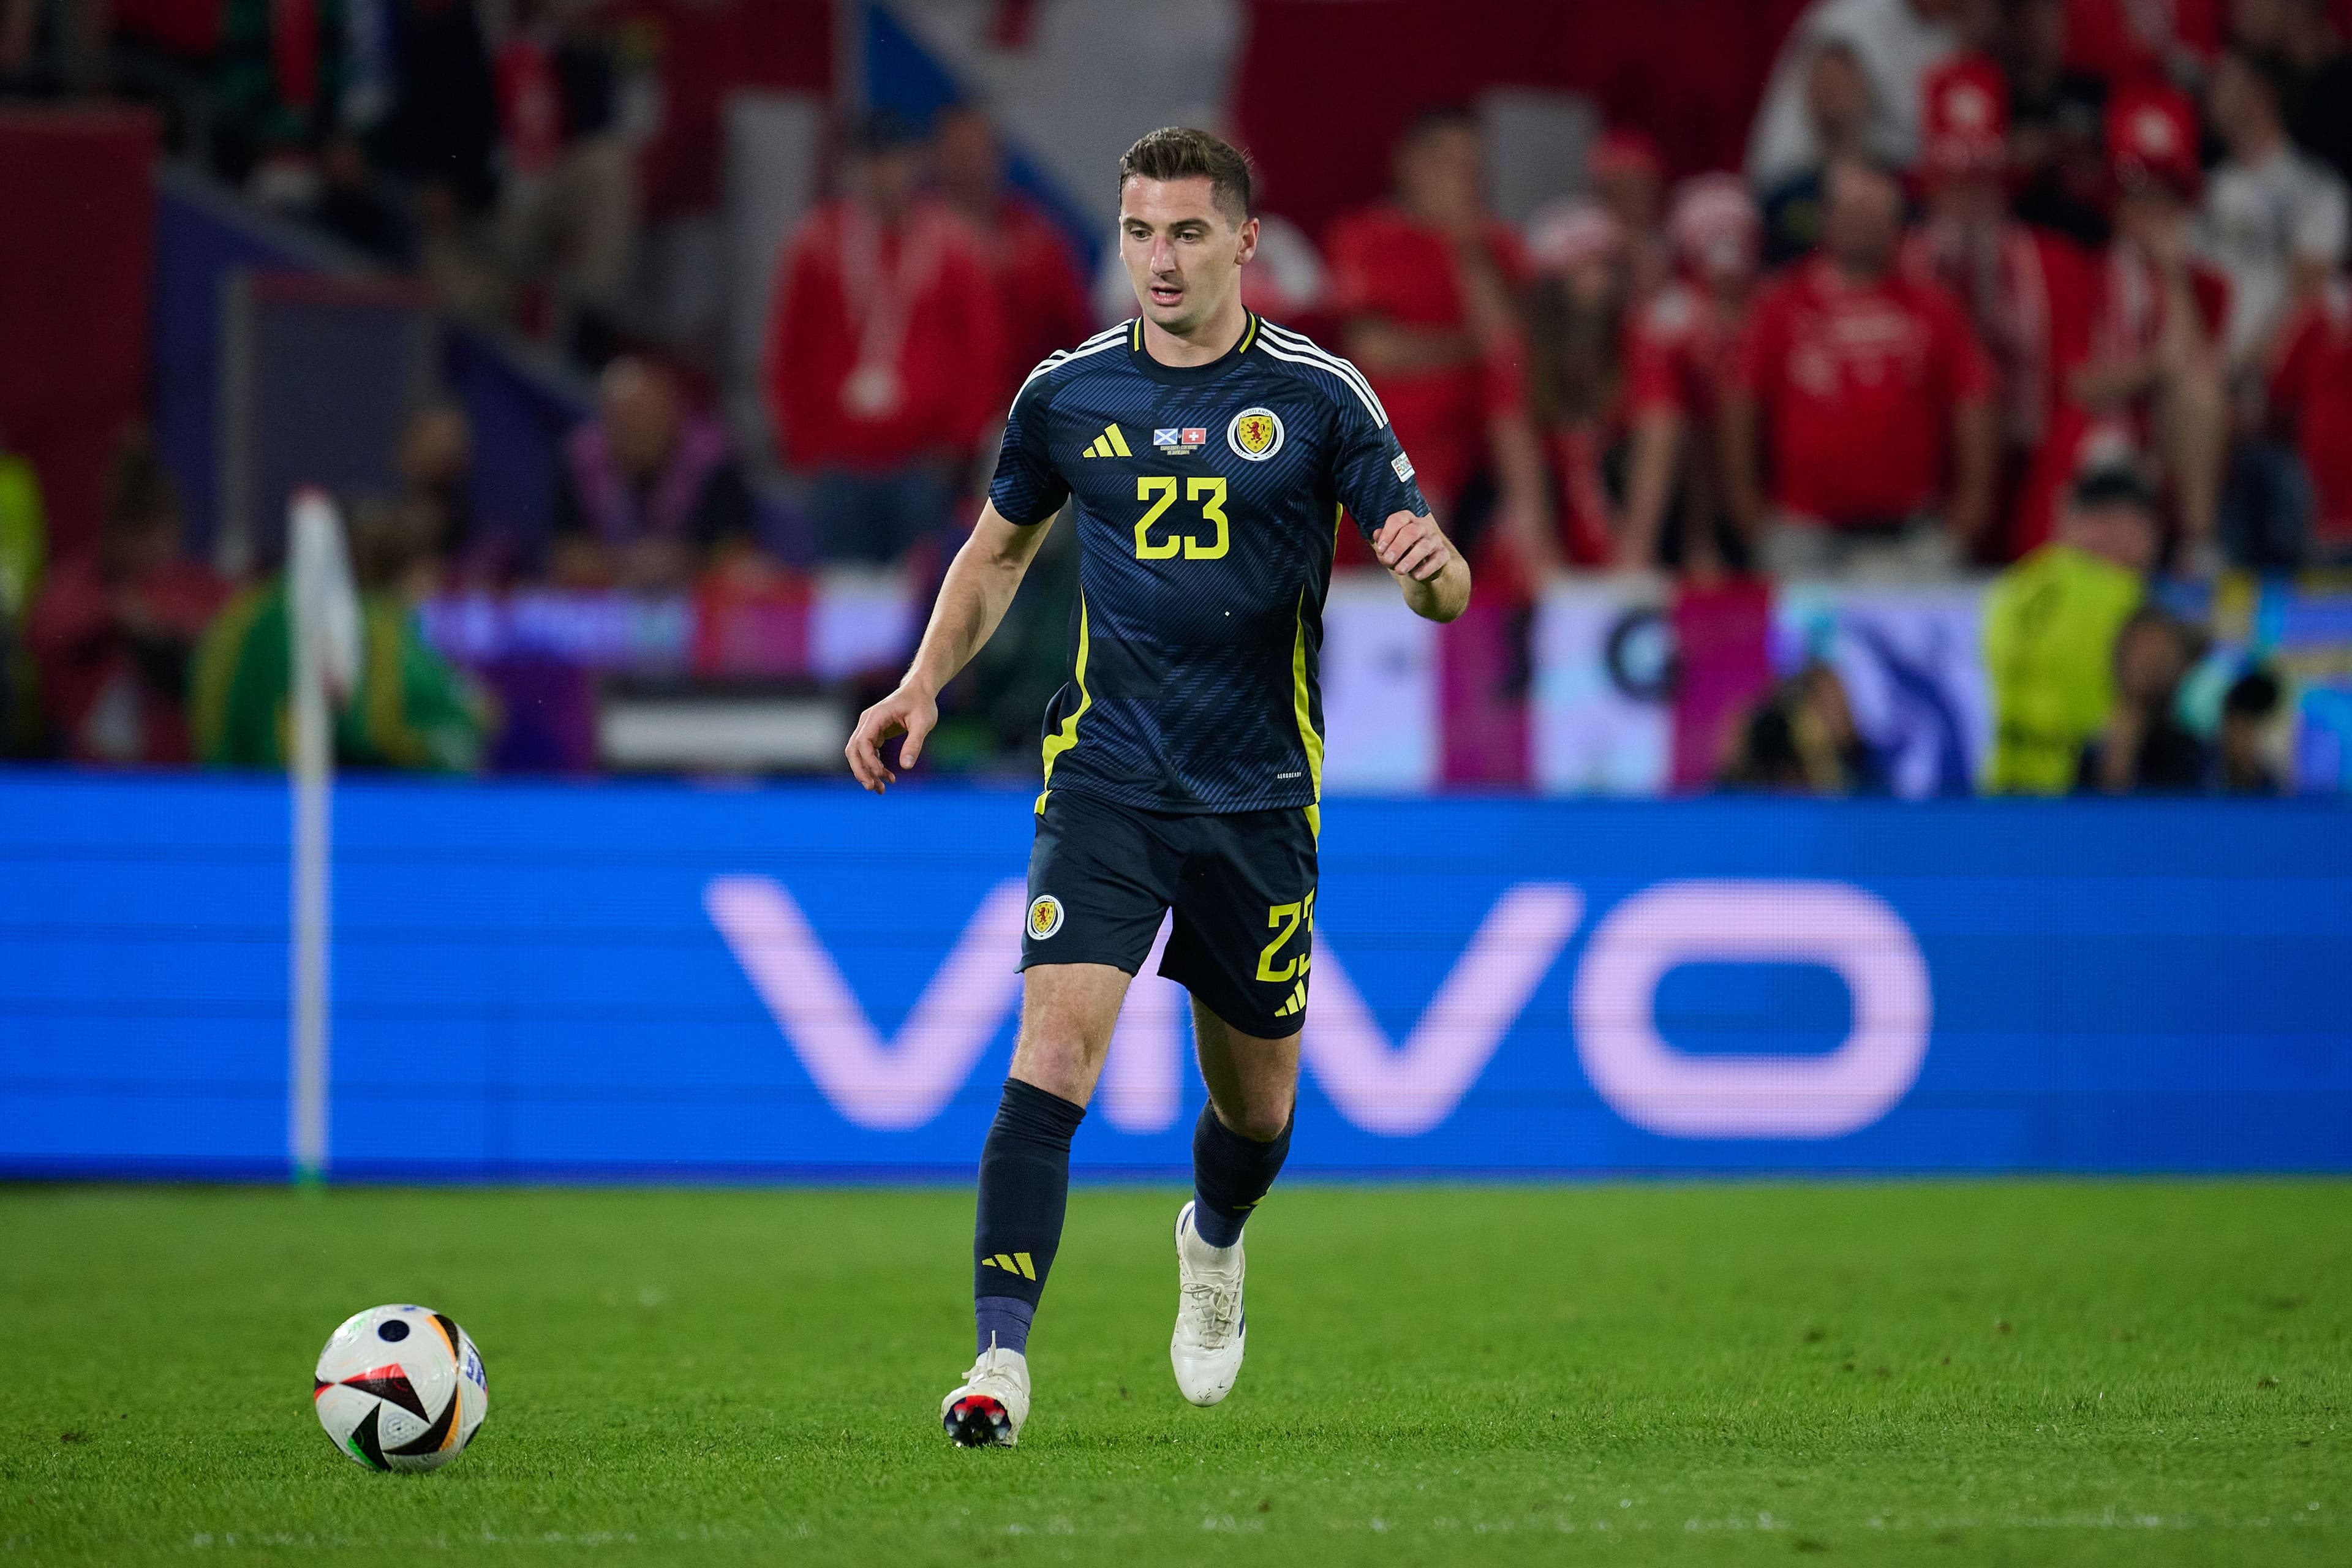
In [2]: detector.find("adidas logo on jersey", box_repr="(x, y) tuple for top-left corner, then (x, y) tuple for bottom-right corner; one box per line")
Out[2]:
(1082, 425), (1131, 459)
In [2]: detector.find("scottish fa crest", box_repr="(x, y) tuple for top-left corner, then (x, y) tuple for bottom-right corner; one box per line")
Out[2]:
(1227, 407), (1284, 461)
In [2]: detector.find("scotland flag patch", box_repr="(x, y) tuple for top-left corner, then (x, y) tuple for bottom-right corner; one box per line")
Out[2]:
(1154, 427), (1208, 456)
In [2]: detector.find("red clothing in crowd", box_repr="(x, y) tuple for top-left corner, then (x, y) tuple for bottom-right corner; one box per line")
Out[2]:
(1901, 224), (2099, 554)
(1735, 258), (1994, 528)
(27, 551), (230, 765)
(1324, 203), (1531, 511)
(973, 195), (1093, 404)
(766, 198), (1005, 473)
(2062, 0), (2224, 85)
(2056, 240), (2232, 480)
(2271, 284), (2352, 548)
(1628, 281), (1747, 429)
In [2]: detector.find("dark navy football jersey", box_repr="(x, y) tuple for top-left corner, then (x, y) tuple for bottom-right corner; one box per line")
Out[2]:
(989, 313), (1430, 818)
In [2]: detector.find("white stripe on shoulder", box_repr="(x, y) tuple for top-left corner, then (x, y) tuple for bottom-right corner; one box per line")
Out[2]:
(1017, 326), (1130, 394)
(1257, 322), (1390, 426)
(1255, 336), (1388, 428)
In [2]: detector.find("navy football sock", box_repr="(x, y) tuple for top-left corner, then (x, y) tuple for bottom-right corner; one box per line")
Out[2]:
(972, 1077), (1085, 1357)
(1190, 1102), (1292, 1249)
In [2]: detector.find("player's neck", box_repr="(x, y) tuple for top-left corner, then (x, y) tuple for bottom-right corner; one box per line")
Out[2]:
(1139, 297), (1250, 368)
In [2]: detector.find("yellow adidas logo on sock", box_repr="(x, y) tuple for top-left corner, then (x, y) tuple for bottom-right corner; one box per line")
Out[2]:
(1272, 978), (1308, 1019)
(1082, 424), (1131, 459)
(980, 1251), (1038, 1280)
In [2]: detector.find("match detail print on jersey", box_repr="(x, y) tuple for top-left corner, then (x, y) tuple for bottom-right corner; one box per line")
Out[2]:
(989, 313), (1429, 814)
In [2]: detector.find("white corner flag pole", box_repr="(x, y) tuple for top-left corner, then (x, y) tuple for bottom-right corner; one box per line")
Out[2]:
(288, 489), (360, 1187)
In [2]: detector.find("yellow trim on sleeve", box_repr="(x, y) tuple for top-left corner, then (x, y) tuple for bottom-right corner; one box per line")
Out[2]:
(1291, 589), (1324, 840)
(1036, 594), (1092, 814)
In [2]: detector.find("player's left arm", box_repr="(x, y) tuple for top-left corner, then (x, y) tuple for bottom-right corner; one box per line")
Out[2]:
(1371, 510), (1471, 623)
(1331, 390), (1471, 623)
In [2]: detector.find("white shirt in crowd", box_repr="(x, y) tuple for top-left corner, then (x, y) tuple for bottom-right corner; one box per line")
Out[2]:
(1746, 0), (1959, 188)
(2201, 143), (2351, 369)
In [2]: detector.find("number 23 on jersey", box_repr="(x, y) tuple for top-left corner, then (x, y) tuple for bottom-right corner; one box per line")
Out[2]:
(1133, 477), (1229, 561)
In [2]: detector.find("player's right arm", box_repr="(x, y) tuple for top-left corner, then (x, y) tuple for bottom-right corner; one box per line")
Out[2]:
(845, 501), (1055, 792)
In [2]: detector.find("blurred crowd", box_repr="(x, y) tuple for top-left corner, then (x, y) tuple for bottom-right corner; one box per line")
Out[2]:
(0, 0), (2338, 793)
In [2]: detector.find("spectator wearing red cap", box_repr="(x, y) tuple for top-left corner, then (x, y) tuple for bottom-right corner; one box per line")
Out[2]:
(1590, 128), (1673, 298)
(765, 113), (1006, 565)
(2269, 277), (2352, 562)
(1902, 54), (2100, 557)
(1524, 200), (1634, 566)
(1727, 155), (1999, 576)
(1620, 174), (1766, 573)
(2064, 83), (2231, 560)
(1325, 107), (1556, 578)
(933, 105), (1095, 412)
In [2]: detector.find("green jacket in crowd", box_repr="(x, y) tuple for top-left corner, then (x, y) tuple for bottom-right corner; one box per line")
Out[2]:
(190, 581), (485, 772)
(1981, 542), (2144, 795)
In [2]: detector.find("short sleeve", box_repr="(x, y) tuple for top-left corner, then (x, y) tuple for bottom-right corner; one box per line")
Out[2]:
(987, 374), (1070, 526)
(1330, 391), (1432, 543)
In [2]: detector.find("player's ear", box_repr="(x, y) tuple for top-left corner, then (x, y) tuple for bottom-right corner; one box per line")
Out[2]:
(1233, 215), (1259, 266)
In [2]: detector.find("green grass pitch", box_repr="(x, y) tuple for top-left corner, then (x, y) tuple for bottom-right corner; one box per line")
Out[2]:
(2, 1181), (2345, 1566)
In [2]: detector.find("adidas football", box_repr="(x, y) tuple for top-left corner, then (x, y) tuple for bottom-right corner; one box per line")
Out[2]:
(312, 1304), (488, 1472)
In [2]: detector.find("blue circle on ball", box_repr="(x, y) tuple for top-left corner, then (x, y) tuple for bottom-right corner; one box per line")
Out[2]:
(378, 1319), (410, 1342)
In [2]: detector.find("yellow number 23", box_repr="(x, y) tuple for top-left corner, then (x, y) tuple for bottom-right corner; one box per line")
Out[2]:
(1133, 477), (1229, 561)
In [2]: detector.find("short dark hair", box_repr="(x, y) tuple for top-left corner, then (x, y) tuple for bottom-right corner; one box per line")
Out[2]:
(1401, 104), (1479, 147)
(1118, 127), (1253, 223)
(2070, 462), (2158, 517)
(2222, 44), (2298, 119)
(2225, 668), (2282, 719)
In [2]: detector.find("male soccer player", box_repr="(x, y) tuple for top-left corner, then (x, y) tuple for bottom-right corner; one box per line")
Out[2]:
(845, 127), (1471, 1447)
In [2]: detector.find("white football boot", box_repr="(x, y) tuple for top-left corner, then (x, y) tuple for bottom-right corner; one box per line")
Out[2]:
(940, 1341), (1030, 1447)
(1170, 1200), (1247, 1406)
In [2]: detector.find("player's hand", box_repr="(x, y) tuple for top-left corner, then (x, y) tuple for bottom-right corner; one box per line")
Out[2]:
(845, 682), (938, 793)
(1371, 511), (1455, 584)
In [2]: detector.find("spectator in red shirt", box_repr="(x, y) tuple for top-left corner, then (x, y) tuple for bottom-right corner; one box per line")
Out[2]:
(1525, 201), (1633, 567)
(766, 112), (1006, 565)
(1589, 127), (1673, 298)
(2065, 83), (2231, 562)
(1902, 54), (2100, 558)
(1727, 155), (1999, 576)
(1621, 174), (1766, 574)
(2269, 279), (2352, 562)
(1324, 108), (1556, 580)
(27, 434), (230, 764)
(933, 105), (1095, 409)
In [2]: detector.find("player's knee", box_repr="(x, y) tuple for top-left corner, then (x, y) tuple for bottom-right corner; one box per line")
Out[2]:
(1220, 1093), (1294, 1144)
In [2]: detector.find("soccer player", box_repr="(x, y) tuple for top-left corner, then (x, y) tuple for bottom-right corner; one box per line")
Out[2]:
(845, 127), (1470, 1447)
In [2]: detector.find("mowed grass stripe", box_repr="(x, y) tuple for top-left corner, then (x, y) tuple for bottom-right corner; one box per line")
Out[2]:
(0, 1182), (2343, 1566)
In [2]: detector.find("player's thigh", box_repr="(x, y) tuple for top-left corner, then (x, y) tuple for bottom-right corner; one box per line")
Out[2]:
(1015, 791), (1181, 1101)
(1160, 805), (1318, 1044)
(1189, 997), (1298, 1142)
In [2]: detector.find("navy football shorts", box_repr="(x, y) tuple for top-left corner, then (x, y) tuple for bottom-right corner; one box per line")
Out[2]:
(1019, 789), (1318, 1039)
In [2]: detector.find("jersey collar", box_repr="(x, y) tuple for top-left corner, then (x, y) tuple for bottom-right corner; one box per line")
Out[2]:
(1128, 311), (1261, 386)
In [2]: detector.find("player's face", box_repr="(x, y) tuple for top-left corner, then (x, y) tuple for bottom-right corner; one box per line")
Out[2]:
(1118, 176), (1257, 336)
